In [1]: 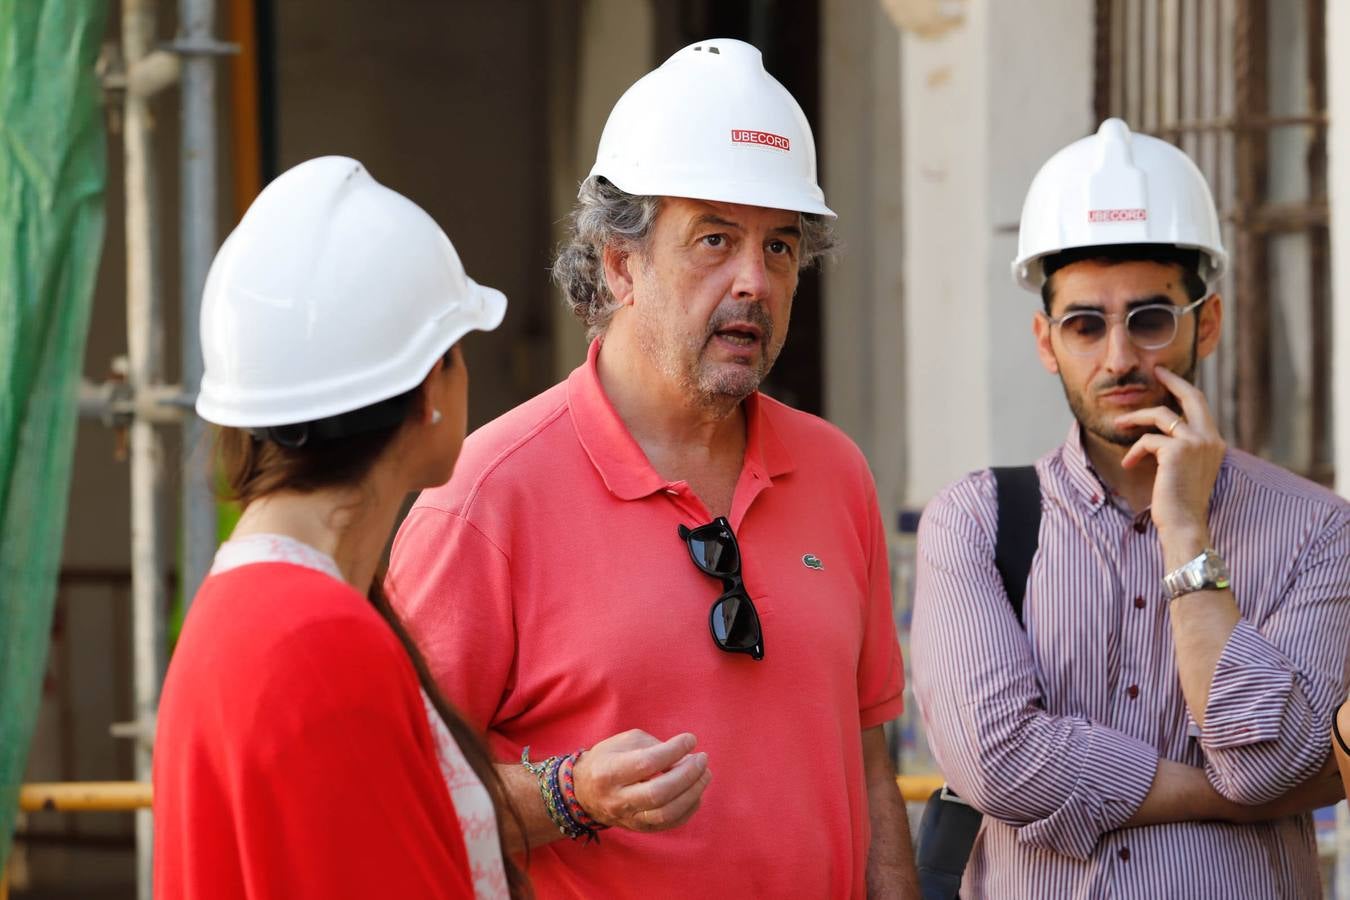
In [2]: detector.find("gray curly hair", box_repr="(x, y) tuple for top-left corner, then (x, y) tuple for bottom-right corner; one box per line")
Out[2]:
(552, 177), (837, 341)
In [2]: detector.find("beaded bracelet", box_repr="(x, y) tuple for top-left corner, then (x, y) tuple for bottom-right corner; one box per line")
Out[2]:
(522, 746), (602, 843)
(559, 749), (607, 833)
(546, 755), (574, 832)
(524, 748), (580, 839)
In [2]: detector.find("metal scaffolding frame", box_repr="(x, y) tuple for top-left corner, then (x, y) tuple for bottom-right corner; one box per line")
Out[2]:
(76, 1), (228, 895)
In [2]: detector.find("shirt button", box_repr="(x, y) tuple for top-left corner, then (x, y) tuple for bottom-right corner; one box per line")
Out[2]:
(1126, 684), (1139, 700)
(1118, 847), (1131, 862)
(1133, 521), (1147, 534)
(1089, 493), (1100, 504)
(1133, 596), (1146, 609)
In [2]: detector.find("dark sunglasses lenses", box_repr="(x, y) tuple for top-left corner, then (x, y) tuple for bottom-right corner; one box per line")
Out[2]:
(711, 591), (762, 656)
(1127, 306), (1177, 346)
(1059, 312), (1106, 346)
(685, 525), (739, 576)
(681, 518), (762, 660)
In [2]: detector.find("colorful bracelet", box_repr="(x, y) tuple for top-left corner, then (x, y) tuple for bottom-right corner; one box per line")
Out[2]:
(537, 751), (582, 839)
(522, 746), (605, 843)
(560, 749), (607, 833)
(546, 755), (574, 832)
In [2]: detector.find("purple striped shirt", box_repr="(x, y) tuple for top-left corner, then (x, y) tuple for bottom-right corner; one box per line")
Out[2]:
(912, 423), (1350, 898)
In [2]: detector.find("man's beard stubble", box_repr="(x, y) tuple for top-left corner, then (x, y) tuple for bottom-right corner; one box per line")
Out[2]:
(635, 298), (782, 413)
(1060, 332), (1198, 448)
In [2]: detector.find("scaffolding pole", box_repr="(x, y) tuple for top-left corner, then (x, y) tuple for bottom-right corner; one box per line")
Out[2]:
(179, 0), (219, 604)
(121, 0), (168, 894)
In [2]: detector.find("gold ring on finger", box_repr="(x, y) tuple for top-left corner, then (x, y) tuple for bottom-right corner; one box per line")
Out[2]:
(1166, 416), (1183, 435)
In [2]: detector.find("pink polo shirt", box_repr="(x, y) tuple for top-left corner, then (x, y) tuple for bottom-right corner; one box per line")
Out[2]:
(388, 340), (903, 899)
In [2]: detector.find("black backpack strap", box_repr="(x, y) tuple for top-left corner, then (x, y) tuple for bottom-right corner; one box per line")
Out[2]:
(915, 465), (1043, 899)
(915, 788), (983, 899)
(990, 465), (1041, 627)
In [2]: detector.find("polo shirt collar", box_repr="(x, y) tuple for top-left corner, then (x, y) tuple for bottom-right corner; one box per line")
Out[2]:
(566, 339), (795, 502)
(747, 392), (795, 480)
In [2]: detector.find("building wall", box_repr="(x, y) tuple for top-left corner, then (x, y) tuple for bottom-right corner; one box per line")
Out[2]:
(822, 0), (906, 516)
(547, 0), (655, 379)
(271, 0), (559, 424)
(899, 0), (1093, 505)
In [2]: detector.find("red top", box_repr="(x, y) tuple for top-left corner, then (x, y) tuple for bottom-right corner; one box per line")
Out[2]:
(389, 340), (904, 899)
(154, 562), (474, 899)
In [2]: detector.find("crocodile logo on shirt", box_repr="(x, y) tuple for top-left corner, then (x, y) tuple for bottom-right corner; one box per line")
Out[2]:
(802, 554), (824, 571)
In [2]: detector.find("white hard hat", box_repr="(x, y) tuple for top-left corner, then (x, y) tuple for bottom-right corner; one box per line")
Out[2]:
(197, 156), (506, 429)
(1012, 118), (1227, 292)
(588, 38), (834, 217)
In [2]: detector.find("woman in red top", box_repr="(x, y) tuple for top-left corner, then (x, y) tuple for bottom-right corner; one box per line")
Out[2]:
(153, 157), (526, 899)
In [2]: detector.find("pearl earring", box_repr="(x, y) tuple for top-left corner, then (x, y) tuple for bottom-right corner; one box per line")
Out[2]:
(430, 409), (442, 425)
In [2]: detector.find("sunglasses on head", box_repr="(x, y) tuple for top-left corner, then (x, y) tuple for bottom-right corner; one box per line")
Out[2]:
(677, 517), (764, 661)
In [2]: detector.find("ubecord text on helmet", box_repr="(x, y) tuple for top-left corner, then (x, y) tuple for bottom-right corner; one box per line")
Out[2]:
(730, 129), (791, 152)
(1088, 208), (1146, 224)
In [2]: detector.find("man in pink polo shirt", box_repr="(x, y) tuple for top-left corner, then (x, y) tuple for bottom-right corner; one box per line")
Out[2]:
(389, 39), (917, 898)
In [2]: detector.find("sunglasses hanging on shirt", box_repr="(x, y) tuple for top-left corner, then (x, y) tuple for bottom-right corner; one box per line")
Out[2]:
(678, 517), (764, 661)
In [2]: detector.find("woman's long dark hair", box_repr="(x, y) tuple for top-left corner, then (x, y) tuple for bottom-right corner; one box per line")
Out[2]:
(215, 385), (530, 898)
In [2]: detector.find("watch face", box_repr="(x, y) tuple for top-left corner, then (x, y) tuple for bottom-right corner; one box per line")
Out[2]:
(1167, 549), (1230, 598)
(1203, 553), (1231, 589)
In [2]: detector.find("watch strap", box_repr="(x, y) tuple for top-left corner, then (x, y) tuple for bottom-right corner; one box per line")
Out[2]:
(1163, 548), (1230, 600)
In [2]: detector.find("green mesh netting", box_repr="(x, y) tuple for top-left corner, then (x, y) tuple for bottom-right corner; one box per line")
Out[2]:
(0, 0), (108, 868)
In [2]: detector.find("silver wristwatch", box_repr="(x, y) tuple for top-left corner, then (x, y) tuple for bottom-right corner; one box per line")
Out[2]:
(1162, 548), (1231, 600)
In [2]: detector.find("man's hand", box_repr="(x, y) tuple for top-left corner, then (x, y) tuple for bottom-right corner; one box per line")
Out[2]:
(572, 729), (711, 832)
(1117, 365), (1236, 728)
(1117, 365), (1226, 560)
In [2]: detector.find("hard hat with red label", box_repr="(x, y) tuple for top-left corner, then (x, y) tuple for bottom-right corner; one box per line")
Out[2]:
(197, 156), (506, 429)
(1012, 117), (1227, 292)
(588, 38), (834, 217)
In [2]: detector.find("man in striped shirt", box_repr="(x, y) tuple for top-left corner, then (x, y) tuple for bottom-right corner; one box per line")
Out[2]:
(912, 118), (1350, 898)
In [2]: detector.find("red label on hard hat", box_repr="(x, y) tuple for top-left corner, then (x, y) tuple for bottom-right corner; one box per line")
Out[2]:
(731, 129), (791, 151)
(1088, 208), (1147, 223)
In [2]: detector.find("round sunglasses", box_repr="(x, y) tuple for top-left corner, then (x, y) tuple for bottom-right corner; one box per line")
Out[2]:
(1045, 296), (1208, 356)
